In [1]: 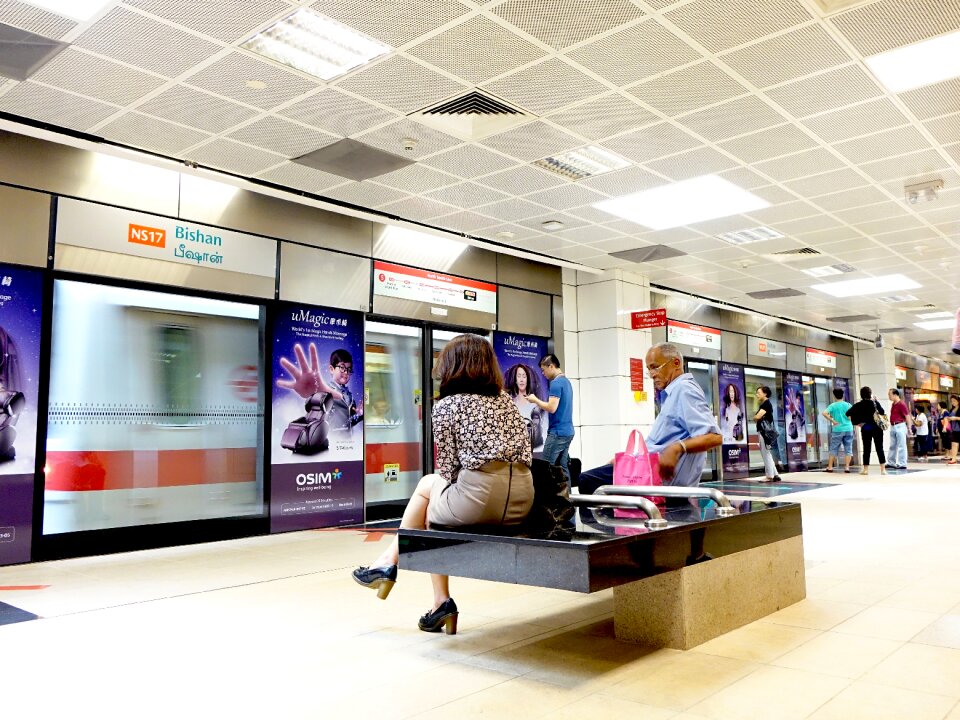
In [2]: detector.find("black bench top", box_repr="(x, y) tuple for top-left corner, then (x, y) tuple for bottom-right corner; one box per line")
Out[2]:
(399, 499), (802, 593)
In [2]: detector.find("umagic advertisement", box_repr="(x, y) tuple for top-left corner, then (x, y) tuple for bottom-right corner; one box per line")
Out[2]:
(492, 331), (549, 457)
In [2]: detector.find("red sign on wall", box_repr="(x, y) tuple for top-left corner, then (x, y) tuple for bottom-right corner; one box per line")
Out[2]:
(630, 358), (644, 392)
(631, 308), (667, 330)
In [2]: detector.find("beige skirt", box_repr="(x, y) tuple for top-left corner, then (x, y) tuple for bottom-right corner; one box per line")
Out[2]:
(427, 461), (534, 527)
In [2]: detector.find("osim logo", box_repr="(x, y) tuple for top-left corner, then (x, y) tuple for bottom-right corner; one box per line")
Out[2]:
(296, 472), (332, 485)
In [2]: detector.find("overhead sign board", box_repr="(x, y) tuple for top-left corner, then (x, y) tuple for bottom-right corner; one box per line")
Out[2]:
(630, 308), (667, 330)
(373, 260), (496, 314)
(56, 198), (277, 277)
(940, 375), (955, 389)
(805, 347), (837, 369)
(749, 336), (787, 358)
(895, 366), (907, 381)
(667, 320), (721, 350)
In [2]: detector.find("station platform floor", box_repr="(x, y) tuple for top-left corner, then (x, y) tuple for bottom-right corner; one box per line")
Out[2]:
(3, 464), (960, 719)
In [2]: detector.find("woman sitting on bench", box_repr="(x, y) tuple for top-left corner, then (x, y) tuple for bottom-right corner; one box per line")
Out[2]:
(352, 333), (534, 635)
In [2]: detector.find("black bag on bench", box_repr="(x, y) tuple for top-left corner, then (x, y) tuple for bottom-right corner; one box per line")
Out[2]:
(527, 458), (575, 539)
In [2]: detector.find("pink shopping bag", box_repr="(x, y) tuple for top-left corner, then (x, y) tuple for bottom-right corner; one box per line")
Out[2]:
(613, 429), (664, 518)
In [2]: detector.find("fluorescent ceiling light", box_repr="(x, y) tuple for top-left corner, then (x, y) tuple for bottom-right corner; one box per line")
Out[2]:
(242, 9), (391, 81)
(811, 273), (921, 298)
(25, 0), (111, 20)
(801, 265), (843, 278)
(534, 146), (630, 181)
(593, 175), (769, 230)
(864, 29), (960, 93)
(878, 293), (918, 303)
(914, 319), (956, 330)
(716, 226), (782, 245)
(917, 311), (953, 319)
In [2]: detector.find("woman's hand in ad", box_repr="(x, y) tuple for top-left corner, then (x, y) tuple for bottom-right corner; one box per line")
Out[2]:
(278, 342), (334, 398)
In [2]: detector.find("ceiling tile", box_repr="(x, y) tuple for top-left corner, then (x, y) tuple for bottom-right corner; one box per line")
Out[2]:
(99, 112), (211, 155)
(125, 0), (290, 42)
(518, 212), (589, 233)
(29, 48), (166, 106)
(189, 138), (284, 175)
(475, 164), (566, 194)
(309, 0), (470, 47)
(494, 0), (644, 49)
(747, 201), (819, 225)
(718, 166), (770, 189)
(324, 181), (408, 208)
(139, 84), (258, 133)
(356, 118), (461, 158)
(925, 113), (960, 145)
(579, 165), (665, 196)
(524, 183), (608, 210)
(370, 164), (458, 193)
(603, 122), (701, 162)
(483, 57), (609, 116)
(899, 77), (960, 121)
(859, 149), (950, 183)
(477, 197), (551, 221)
(753, 147), (847, 181)
(480, 120), (582, 161)
(644, 145), (738, 180)
(423, 182), (510, 208)
(784, 168), (870, 196)
(830, 0), (960, 56)
(228, 116), (337, 157)
(720, 25), (851, 88)
(336, 55), (467, 114)
(0, 1), (75, 39)
(718, 124), (818, 163)
(0, 82), (118, 131)
(766, 65), (883, 119)
(677, 96), (786, 142)
(802, 98), (911, 144)
(432, 209), (500, 232)
(665, 0), (813, 54)
(834, 126), (933, 165)
(257, 163), (347, 193)
(378, 195), (456, 221)
(406, 15), (546, 84)
(566, 18), (701, 86)
(547, 93), (658, 141)
(185, 52), (320, 110)
(419, 144), (520, 178)
(628, 60), (747, 116)
(76, 7), (222, 78)
(280, 88), (398, 137)
(812, 186), (891, 212)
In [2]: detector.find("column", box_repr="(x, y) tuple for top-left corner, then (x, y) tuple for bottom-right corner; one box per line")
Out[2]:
(563, 268), (657, 471)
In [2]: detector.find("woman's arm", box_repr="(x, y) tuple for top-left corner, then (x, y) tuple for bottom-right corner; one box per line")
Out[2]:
(753, 408), (767, 422)
(432, 401), (459, 482)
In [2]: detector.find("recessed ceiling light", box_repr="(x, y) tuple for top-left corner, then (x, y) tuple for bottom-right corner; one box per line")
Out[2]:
(917, 311), (954, 319)
(811, 273), (921, 298)
(801, 265), (843, 278)
(878, 294), (918, 303)
(534, 146), (630, 181)
(24, 0), (111, 20)
(915, 319), (956, 330)
(541, 221), (565, 231)
(245, 79), (268, 89)
(241, 8), (391, 81)
(716, 226), (783, 245)
(593, 175), (770, 230)
(865, 29), (960, 93)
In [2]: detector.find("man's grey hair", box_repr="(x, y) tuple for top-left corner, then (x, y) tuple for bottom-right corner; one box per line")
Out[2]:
(650, 342), (684, 365)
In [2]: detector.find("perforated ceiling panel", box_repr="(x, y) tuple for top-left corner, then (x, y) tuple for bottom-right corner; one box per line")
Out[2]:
(336, 55), (466, 114)
(75, 7), (222, 77)
(602, 122), (701, 163)
(547, 94), (657, 141)
(720, 25), (852, 89)
(524, 183), (607, 210)
(419, 143), (519, 178)
(480, 121), (581, 161)
(185, 52), (320, 110)
(718, 124), (818, 164)
(898, 78), (960, 121)
(765, 65), (883, 119)
(228, 116), (337, 158)
(280, 88), (397, 137)
(309, 0), (470, 47)
(0, 1), (75, 39)
(475, 164), (566, 195)
(356, 118), (461, 158)
(677, 96), (786, 142)
(665, 0), (813, 53)
(645, 145), (739, 180)
(424, 181), (509, 208)
(493, 0), (644, 49)
(829, 0), (960, 56)
(483, 58), (608, 116)
(124, 0), (291, 43)
(802, 98), (911, 144)
(379, 195), (456, 221)
(257, 162), (346, 193)
(100, 112), (210, 154)
(406, 15), (545, 84)
(475, 197), (550, 221)
(372, 164), (457, 193)
(139, 85), (259, 133)
(30, 48), (166, 106)
(628, 61), (747, 117)
(0, 82), (117, 131)
(189, 138), (283, 175)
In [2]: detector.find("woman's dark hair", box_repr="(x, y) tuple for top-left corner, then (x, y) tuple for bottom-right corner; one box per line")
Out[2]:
(951, 394), (960, 408)
(434, 334), (503, 399)
(504, 363), (542, 399)
(833, 388), (844, 400)
(757, 385), (771, 400)
(860, 386), (872, 400)
(940, 401), (949, 410)
(722, 383), (741, 409)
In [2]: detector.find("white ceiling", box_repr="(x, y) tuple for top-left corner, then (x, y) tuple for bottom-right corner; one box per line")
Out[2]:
(1, 0), (960, 359)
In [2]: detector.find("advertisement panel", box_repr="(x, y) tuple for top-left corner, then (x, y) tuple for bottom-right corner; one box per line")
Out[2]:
(833, 377), (850, 402)
(373, 260), (497, 314)
(56, 197), (277, 277)
(271, 302), (364, 532)
(667, 320), (721, 350)
(718, 363), (749, 478)
(783, 372), (808, 472)
(0, 264), (43, 565)
(492, 331), (549, 457)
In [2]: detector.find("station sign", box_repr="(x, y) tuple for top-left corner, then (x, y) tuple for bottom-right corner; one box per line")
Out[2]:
(373, 260), (497, 314)
(667, 320), (721, 350)
(748, 336), (786, 358)
(805, 347), (837, 369)
(895, 366), (907, 381)
(940, 375), (955, 389)
(630, 308), (666, 330)
(56, 198), (277, 277)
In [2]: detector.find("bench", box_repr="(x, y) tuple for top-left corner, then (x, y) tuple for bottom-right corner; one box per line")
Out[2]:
(398, 490), (805, 650)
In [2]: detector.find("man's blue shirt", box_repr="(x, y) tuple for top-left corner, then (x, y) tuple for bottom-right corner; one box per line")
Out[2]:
(647, 373), (721, 487)
(547, 374), (575, 436)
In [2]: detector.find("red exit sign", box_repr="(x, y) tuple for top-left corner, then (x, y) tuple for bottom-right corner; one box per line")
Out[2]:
(631, 308), (667, 330)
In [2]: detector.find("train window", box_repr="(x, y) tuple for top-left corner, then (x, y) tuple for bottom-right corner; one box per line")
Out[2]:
(155, 324), (201, 425)
(366, 342), (402, 426)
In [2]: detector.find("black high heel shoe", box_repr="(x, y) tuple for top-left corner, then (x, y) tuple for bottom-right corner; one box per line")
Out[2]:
(418, 598), (458, 635)
(351, 564), (397, 600)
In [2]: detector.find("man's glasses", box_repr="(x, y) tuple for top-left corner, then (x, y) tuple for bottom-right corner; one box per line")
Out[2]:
(335, 364), (354, 374)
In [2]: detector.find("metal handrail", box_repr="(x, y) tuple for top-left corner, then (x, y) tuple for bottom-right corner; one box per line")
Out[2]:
(571, 494), (668, 529)
(592, 485), (739, 517)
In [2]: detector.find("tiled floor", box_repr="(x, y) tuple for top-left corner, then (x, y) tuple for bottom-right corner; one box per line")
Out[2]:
(3, 465), (960, 719)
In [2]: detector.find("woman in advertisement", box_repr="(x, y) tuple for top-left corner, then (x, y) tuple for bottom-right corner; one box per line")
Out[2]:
(352, 334), (533, 635)
(504, 363), (546, 452)
(720, 383), (745, 445)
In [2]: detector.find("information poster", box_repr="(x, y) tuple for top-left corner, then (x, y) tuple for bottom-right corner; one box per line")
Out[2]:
(718, 363), (748, 478)
(270, 302), (364, 532)
(783, 372), (808, 472)
(492, 331), (549, 457)
(833, 377), (850, 402)
(0, 264), (43, 565)
(373, 260), (497, 314)
(667, 320), (721, 350)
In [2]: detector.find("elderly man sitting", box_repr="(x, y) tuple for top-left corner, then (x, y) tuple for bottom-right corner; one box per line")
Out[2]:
(579, 342), (722, 493)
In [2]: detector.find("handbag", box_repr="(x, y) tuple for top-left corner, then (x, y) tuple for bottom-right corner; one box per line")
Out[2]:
(758, 416), (778, 447)
(733, 412), (743, 441)
(613, 429), (663, 517)
(873, 400), (890, 431)
(526, 408), (544, 449)
(527, 458), (575, 539)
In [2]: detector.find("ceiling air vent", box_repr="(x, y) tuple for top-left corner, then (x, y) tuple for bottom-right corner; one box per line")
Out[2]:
(410, 90), (531, 141)
(746, 288), (806, 299)
(767, 247), (822, 264)
(879, 327), (910, 333)
(826, 314), (878, 323)
(609, 245), (687, 263)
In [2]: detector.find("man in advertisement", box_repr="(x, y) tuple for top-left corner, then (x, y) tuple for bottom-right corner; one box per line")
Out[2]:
(526, 354), (575, 480)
